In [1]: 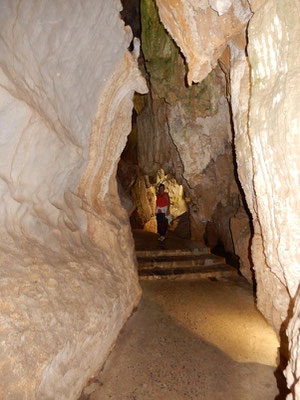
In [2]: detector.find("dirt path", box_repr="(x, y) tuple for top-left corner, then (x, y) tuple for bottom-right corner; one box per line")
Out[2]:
(82, 277), (280, 399)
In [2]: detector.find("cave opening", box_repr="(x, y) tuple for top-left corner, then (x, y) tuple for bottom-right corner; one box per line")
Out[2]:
(119, 0), (252, 277)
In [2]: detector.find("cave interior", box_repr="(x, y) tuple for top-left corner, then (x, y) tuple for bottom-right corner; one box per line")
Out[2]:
(0, 0), (299, 398)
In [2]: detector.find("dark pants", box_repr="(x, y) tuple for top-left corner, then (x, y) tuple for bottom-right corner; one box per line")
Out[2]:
(156, 213), (168, 236)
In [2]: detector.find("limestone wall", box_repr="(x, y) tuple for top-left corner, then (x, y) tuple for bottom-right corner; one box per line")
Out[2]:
(231, 0), (300, 341)
(247, 1), (300, 395)
(155, 0), (252, 84)
(0, 1), (146, 398)
(247, 0), (300, 317)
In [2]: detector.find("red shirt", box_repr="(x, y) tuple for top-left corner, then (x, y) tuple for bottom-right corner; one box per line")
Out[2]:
(156, 193), (169, 208)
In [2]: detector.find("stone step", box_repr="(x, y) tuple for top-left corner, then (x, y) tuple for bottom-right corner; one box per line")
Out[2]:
(139, 263), (237, 280)
(136, 247), (209, 258)
(137, 254), (225, 270)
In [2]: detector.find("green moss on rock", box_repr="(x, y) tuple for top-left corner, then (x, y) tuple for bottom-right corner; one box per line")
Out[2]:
(141, 0), (221, 117)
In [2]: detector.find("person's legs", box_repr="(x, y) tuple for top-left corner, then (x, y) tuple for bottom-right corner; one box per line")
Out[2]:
(160, 215), (168, 238)
(156, 213), (165, 237)
(156, 213), (167, 240)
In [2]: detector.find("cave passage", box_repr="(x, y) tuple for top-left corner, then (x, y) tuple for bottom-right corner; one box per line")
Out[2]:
(89, 1), (286, 398)
(118, 0), (250, 276)
(1, 0), (297, 398)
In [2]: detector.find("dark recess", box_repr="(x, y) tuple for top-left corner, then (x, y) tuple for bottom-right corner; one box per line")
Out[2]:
(120, 0), (141, 51)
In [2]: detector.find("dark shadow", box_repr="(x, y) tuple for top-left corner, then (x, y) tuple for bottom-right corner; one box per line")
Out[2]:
(132, 229), (204, 253)
(172, 211), (191, 239)
(211, 240), (240, 271)
(274, 297), (294, 399)
(120, 0), (141, 40)
(227, 89), (256, 296)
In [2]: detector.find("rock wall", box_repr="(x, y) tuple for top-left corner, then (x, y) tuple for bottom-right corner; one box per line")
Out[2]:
(247, 0), (300, 394)
(231, 0), (300, 337)
(228, 32), (255, 282)
(247, 0), (300, 324)
(0, 1), (146, 398)
(155, 0), (252, 84)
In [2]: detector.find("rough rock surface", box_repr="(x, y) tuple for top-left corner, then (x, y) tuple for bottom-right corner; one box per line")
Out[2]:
(247, 0), (300, 322)
(129, 169), (188, 235)
(230, 207), (253, 282)
(229, 36), (255, 283)
(155, 0), (252, 84)
(136, 93), (183, 177)
(231, 8), (290, 332)
(0, 1), (146, 398)
(246, 0), (300, 392)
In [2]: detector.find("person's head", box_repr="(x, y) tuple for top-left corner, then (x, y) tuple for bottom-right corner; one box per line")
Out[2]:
(158, 183), (165, 195)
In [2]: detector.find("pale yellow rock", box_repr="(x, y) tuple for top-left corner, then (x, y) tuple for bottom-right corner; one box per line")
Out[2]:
(130, 169), (187, 232)
(247, 0), (300, 332)
(0, 1), (146, 399)
(248, 0), (268, 12)
(155, 0), (252, 84)
(231, 0), (300, 393)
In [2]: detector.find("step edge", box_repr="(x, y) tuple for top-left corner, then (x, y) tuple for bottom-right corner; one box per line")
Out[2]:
(138, 264), (236, 274)
(139, 270), (237, 280)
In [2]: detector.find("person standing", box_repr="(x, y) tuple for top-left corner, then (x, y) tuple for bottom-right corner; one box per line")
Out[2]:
(155, 183), (170, 242)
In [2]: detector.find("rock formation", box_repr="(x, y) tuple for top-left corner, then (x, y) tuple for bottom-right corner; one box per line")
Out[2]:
(247, 2), (300, 395)
(0, 1), (146, 398)
(155, 0), (252, 84)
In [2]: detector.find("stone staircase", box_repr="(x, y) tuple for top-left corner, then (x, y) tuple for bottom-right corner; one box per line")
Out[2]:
(136, 247), (237, 280)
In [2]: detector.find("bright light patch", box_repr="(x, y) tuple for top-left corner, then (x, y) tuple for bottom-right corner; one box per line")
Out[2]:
(274, 14), (282, 40)
(150, 282), (279, 366)
(268, 35), (277, 72)
(291, 118), (298, 134)
(272, 93), (281, 106)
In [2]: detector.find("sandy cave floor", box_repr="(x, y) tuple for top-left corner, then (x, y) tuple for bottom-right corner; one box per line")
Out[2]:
(81, 276), (281, 400)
